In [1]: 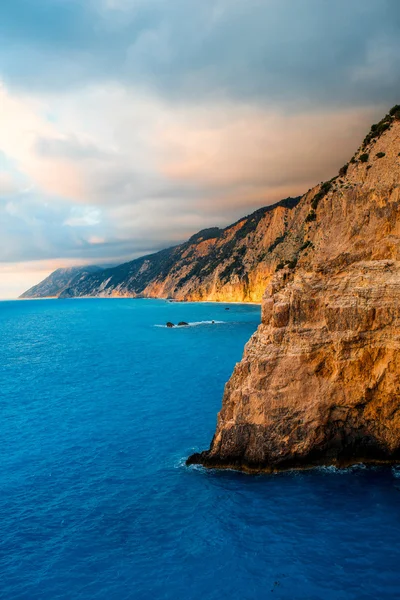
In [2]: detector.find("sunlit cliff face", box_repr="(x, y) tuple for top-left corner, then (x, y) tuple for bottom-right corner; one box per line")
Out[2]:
(187, 114), (400, 472)
(1, 0), (400, 297)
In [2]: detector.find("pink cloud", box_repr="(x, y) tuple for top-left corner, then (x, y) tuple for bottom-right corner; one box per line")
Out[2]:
(0, 84), (86, 200)
(160, 105), (381, 198)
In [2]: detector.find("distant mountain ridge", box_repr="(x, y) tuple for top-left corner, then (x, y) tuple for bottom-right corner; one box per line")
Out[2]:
(20, 266), (102, 299)
(20, 196), (301, 302)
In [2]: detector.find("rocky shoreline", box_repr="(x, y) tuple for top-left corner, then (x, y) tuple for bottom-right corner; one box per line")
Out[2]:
(187, 440), (400, 475)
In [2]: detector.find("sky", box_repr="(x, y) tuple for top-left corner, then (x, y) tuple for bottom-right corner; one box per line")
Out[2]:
(1, 0), (400, 298)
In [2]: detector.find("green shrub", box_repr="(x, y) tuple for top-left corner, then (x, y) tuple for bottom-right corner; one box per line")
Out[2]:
(268, 233), (287, 253)
(362, 110), (395, 147)
(287, 259), (297, 269)
(311, 181), (332, 210)
(376, 152), (386, 158)
(305, 210), (317, 223)
(275, 262), (285, 271)
(389, 105), (400, 119)
(300, 240), (313, 251)
(339, 164), (348, 177)
(360, 153), (369, 163)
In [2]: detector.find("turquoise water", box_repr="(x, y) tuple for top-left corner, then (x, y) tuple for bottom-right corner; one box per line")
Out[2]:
(1, 298), (400, 599)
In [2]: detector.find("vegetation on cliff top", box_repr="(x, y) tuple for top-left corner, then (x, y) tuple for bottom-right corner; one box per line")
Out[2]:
(362, 104), (400, 149)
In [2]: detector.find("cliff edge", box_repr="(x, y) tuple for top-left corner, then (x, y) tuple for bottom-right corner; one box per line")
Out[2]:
(188, 106), (400, 472)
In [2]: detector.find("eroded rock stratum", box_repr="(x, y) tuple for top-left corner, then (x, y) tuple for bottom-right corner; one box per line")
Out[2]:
(188, 108), (400, 472)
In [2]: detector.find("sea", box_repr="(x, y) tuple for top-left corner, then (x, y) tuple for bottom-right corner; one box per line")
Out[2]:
(1, 298), (400, 599)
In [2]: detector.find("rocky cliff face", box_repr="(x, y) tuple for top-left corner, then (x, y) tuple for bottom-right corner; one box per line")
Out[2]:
(188, 106), (400, 472)
(21, 197), (300, 302)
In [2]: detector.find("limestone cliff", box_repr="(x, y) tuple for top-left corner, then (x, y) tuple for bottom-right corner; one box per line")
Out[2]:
(188, 106), (400, 472)
(21, 197), (300, 302)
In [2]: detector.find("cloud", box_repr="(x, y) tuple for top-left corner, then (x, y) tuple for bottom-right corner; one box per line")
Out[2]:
(1, 0), (400, 297)
(34, 135), (110, 160)
(0, 171), (20, 197)
(64, 208), (101, 227)
(0, 80), (387, 272)
(0, 0), (399, 108)
(0, 84), (85, 199)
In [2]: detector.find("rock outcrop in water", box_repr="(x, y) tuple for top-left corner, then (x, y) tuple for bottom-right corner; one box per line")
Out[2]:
(20, 197), (300, 302)
(188, 106), (400, 472)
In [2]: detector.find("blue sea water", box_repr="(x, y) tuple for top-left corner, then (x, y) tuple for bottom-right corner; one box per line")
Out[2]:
(1, 299), (400, 600)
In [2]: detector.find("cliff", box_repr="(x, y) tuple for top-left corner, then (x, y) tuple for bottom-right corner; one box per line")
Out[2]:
(188, 105), (400, 472)
(20, 197), (300, 302)
(20, 265), (102, 299)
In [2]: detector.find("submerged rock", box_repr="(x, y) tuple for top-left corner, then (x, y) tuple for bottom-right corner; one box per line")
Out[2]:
(188, 109), (400, 473)
(178, 322), (189, 326)
(166, 322), (175, 328)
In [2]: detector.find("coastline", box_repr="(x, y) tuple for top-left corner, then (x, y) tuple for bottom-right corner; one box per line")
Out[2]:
(15, 295), (262, 305)
(186, 453), (400, 475)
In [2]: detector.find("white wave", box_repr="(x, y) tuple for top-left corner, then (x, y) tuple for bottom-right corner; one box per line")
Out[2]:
(392, 466), (400, 478)
(186, 463), (209, 473)
(314, 463), (368, 474)
(174, 456), (189, 469)
(155, 320), (225, 328)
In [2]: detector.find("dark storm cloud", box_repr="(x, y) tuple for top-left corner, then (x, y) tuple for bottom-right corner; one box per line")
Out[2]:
(1, 0), (400, 108)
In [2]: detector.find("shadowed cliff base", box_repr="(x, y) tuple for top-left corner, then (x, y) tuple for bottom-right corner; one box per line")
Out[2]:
(186, 423), (400, 474)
